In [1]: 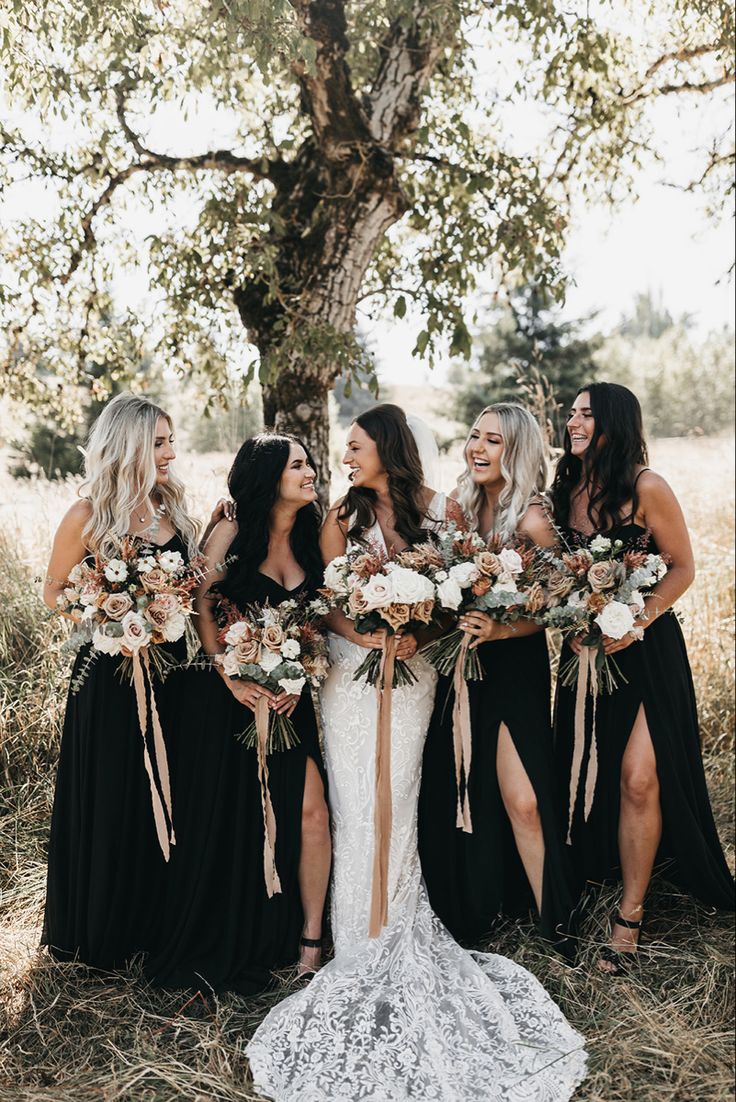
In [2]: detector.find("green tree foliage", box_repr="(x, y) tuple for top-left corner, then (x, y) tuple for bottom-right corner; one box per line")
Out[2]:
(450, 284), (602, 435)
(1, 0), (733, 490)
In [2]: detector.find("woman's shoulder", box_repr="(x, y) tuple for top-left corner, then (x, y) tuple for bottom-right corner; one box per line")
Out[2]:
(203, 516), (238, 557)
(57, 498), (93, 536)
(517, 500), (556, 546)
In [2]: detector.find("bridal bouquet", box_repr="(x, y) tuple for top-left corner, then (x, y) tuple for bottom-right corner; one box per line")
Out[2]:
(55, 539), (205, 862)
(423, 529), (552, 681)
(57, 540), (204, 688)
(216, 597), (331, 752)
(321, 545), (440, 688)
(543, 534), (667, 694)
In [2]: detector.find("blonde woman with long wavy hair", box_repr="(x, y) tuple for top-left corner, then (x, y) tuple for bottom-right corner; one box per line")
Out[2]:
(41, 392), (219, 972)
(418, 402), (580, 959)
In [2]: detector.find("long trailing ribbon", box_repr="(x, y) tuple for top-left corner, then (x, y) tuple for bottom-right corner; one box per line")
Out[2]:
(132, 650), (176, 861)
(255, 696), (283, 898)
(452, 632), (473, 833)
(566, 645), (599, 845)
(369, 634), (398, 939)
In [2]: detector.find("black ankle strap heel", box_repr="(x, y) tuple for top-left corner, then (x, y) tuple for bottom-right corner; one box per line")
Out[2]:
(599, 911), (645, 977)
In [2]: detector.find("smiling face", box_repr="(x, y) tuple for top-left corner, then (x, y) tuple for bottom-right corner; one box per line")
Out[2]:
(566, 391), (595, 459)
(278, 441), (318, 507)
(343, 422), (385, 490)
(153, 416), (176, 485)
(465, 411), (505, 486)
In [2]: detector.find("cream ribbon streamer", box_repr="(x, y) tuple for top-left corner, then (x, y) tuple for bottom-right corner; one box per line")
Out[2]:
(132, 650), (176, 861)
(566, 644), (599, 845)
(255, 696), (283, 898)
(452, 632), (473, 833)
(369, 634), (398, 939)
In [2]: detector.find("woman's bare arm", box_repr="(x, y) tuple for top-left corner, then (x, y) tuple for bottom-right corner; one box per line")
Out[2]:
(43, 500), (93, 615)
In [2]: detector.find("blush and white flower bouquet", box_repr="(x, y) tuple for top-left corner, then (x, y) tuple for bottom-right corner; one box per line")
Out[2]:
(216, 597), (330, 751)
(543, 534), (668, 693)
(57, 538), (204, 686)
(321, 544), (442, 688)
(423, 528), (553, 681)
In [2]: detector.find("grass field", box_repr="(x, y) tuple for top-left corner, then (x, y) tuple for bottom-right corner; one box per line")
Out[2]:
(0, 433), (733, 1102)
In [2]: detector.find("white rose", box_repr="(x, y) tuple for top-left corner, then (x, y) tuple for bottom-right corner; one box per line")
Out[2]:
(92, 626), (124, 655)
(435, 570), (449, 583)
(493, 573), (518, 593)
(160, 612), (186, 642)
(121, 611), (150, 650)
(225, 621), (251, 646)
(436, 576), (463, 611)
(324, 558), (350, 592)
(384, 565), (434, 604)
(595, 600), (636, 640)
(222, 650), (240, 677)
(589, 535), (612, 554)
(448, 562), (480, 589)
(158, 550), (184, 573)
(498, 548), (523, 575)
(136, 556), (158, 574)
(281, 639), (301, 660)
(278, 677), (306, 696)
(361, 572), (395, 610)
(260, 649), (282, 673)
(104, 559), (128, 583)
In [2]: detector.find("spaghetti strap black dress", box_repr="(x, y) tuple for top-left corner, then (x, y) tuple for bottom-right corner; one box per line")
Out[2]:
(418, 630), (580, 958)
(554, 523), (734, 912)
(43, 534), (188, 971)
(145, 572), (327, 995)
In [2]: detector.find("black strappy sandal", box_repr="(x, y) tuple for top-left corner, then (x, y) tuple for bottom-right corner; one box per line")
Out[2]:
(598, 912), (644, 976)
(294, 935), (324, 984)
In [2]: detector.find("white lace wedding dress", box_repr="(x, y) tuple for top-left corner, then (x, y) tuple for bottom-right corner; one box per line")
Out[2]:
(247, 496), (587, 1102)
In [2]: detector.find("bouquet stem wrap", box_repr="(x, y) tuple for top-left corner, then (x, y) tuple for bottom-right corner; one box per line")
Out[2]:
(369, 634), (398, 938)
(131, 651), (176, 861)
(255, 696), (283, 898)
(453, 633), (473, 833)
(567, 645), (599, 845)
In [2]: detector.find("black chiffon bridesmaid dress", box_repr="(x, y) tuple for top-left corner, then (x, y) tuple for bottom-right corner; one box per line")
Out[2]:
(145, 571), (327, 995)
(43, 534), (187, 970)
(419, 630), (580, 959)
(554, 523), (735, 912)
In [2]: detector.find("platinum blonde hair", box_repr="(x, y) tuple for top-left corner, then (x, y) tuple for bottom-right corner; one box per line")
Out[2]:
(81, 392), (199, 557)
(456, 403), (548, 542)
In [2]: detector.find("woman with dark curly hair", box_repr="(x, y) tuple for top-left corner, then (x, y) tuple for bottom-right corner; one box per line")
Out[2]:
(552, 382), (734, 975)
(146, 433), (331, 994)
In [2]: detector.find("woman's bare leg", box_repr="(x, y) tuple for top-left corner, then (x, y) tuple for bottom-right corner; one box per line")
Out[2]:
(497, 722), (545, 913)
(298, 756), (331, 973)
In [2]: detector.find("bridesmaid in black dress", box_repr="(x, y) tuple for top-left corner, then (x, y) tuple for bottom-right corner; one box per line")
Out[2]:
(146, 433), (331, 994)
(552, 382), (734, 974)
(419, 403), (579, 959)
(42, 393), (204, 970)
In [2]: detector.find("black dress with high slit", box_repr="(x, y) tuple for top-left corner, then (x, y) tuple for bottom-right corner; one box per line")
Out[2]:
(554, 523), (734, 911)
(145, 572), (327, 995)
(43, 534), (188, 970)
(418, 630), (580, 957)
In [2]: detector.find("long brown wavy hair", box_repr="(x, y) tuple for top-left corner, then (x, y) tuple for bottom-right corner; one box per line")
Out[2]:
(338, 404), (430, 546)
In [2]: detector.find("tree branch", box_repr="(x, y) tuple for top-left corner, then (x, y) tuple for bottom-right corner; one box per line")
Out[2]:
(624, 69), (735, 105)
(643, 41), (725, 82)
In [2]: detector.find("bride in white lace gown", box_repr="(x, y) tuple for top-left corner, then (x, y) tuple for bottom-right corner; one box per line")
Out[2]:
(247, 406), (587, 1102)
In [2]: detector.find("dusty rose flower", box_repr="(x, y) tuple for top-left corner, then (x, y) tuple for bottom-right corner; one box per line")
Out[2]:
(349, 588), (369, 617)
(471, 576), (492, 598)
(144, 600), (169, 630)
(141, 567), (169, 593)
(262, 623), (285, 651)
(382, 603), (412, 631)
(234, 638), (261, 665)
(411, 598), (435, 625)
(545, 570), (575, 605)
(351, 553), (384, 579)
(101, 592), (133, 621)
(400, 546), (445, 570)
(587, 560), (625, 592)
(476, 551), (502, 577)
(121, 611), (149, 650)
(562, 550), (594, 575)
(525, 582), (546, 614)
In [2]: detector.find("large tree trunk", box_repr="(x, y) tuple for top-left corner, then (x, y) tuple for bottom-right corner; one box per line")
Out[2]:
(232, 1), (454, 500)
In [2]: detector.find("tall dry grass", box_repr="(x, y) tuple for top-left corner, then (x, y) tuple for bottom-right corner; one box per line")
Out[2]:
(0, 436), (733, 1101)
